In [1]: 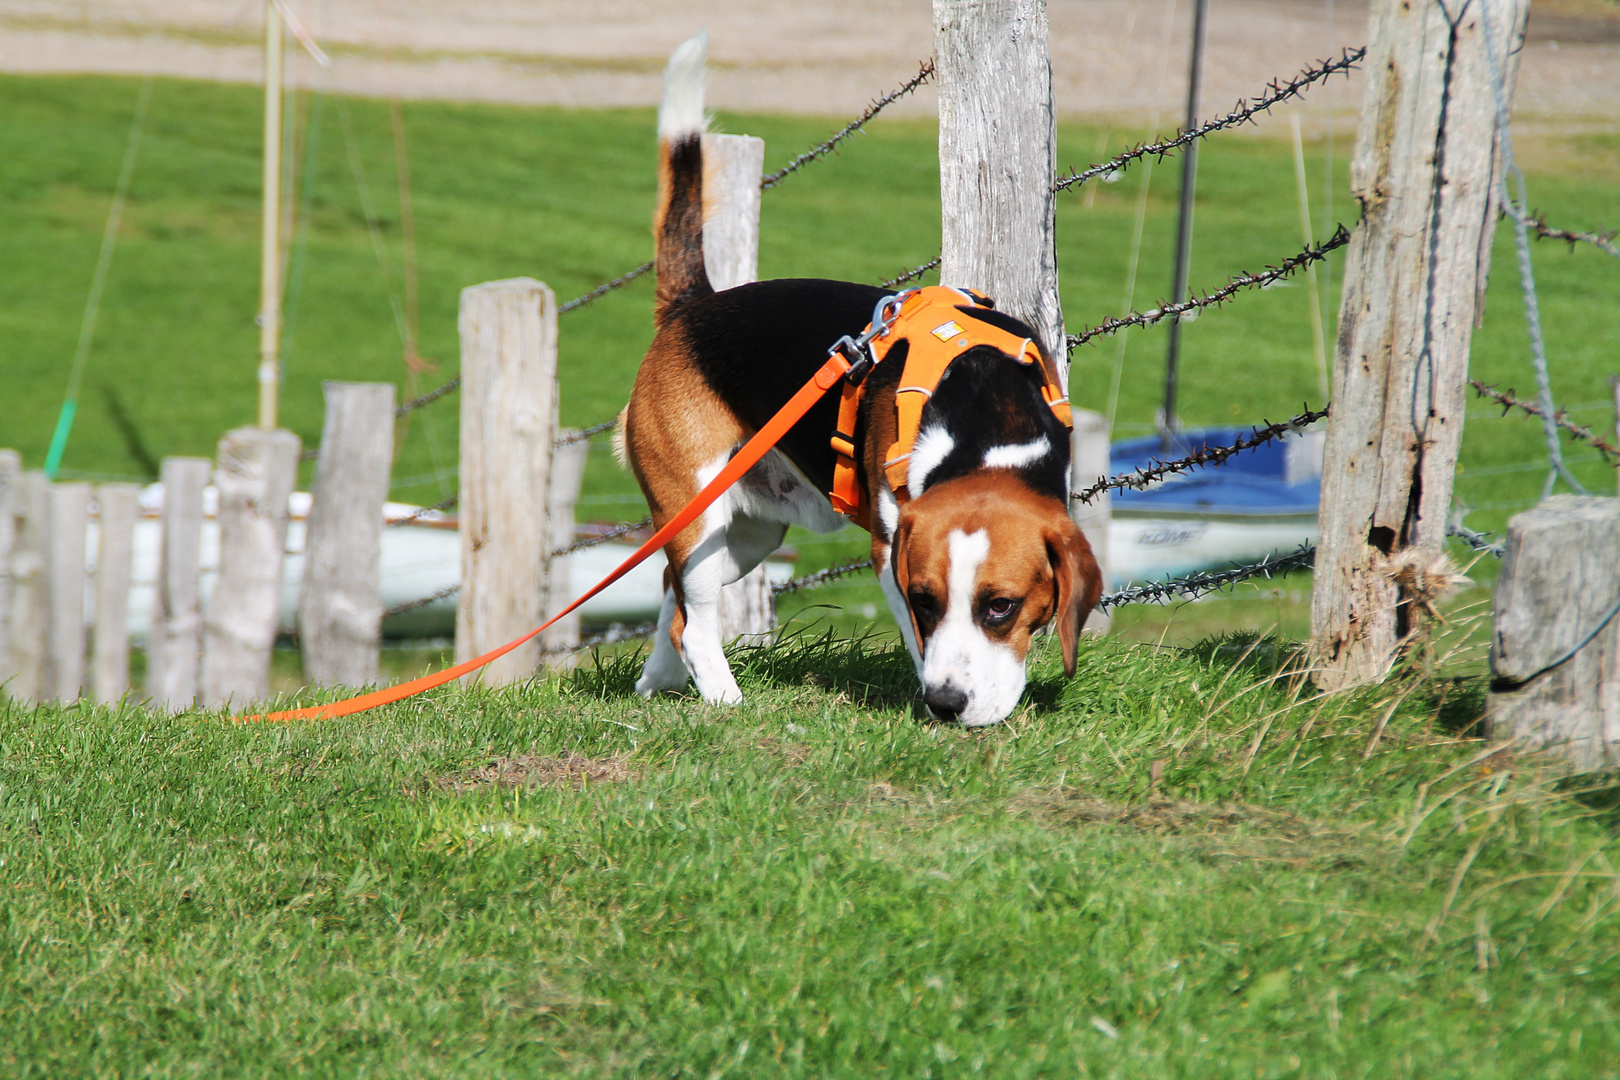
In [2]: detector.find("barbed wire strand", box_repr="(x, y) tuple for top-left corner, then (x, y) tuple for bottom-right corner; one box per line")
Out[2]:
(1067, 226), (1351, 352)
(556, 417), (622, 446)
(1447, 520), (1506, 558)
(384, 583), (459, 618)
(761, 61), (935, 189)
(1097, 545), (1318, 611)
(551, 517), (653, 560)
(879, 256), (942, 290)
(1072, 405), (1329, 504)
(1469, 379), (1619, 461)
(1053, 46), (1366, 196)
(387, 493), (458, 529)
(557, 260), (655, 316)
(773, 557), (875, 595)
(1525, 213), (1620, 259)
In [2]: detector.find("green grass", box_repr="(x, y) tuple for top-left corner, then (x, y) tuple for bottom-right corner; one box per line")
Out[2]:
(3, 73), (1615, 645)
(3, 631), (1618, 1075)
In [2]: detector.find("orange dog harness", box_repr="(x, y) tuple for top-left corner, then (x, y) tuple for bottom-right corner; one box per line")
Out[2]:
(828, 286), (1073, 530)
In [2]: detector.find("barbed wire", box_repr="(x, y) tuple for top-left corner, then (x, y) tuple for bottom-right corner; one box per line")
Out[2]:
(1096, 545), (1318, 610)
(387, 493), (458, 529)
(1066, 226), (1351, 352)
(396, 374), (460, 416)
(556, 417), (622, 446)
(1052, 47), (1366, 196)
(1525, 212), (1620, 260)
(1447, 521), (1506, 558)
(1469, 379), (1619, 460)
(384, 583), (459, 618)
(541, 621), (658, 656)
(552, 517), (653, 560)
(558, 260), (655, 316)
(879, 256), (942, 290)
(1071, 405), (1329, 504)
(761, 61), (935, 189)
(773, 557), (874, 595)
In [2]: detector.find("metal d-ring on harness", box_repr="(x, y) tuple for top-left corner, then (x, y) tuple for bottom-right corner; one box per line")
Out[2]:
(828, 289), (915, 386)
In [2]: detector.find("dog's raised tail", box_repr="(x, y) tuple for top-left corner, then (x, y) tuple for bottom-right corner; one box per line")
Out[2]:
(654, 30), (713, 322)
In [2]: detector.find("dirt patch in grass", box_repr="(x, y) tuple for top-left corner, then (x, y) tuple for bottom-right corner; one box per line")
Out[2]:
(435, 753), (634, 794)
(1016, 787), (1380, 869)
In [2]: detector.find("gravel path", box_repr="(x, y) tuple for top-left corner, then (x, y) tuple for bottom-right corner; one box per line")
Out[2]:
(2, 0), (1616, 128)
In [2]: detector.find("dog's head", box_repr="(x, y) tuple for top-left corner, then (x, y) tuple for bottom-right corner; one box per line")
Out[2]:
(889, 472), (1102, 726)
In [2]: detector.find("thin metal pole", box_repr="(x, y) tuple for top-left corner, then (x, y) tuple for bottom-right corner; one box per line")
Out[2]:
(1161, 0), (1208, 449)
(258, 1), (285, 430)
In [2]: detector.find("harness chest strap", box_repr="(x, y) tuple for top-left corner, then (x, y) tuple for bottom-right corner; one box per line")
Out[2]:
(829, 286), (1073, 530)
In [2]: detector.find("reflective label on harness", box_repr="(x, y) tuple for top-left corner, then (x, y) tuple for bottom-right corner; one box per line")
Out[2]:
(930, 320), (964, 341)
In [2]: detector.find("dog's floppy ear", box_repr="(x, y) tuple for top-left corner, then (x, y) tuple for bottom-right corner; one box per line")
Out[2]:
(890, 513), (924, 648)
(1046, 521), (1103, 678)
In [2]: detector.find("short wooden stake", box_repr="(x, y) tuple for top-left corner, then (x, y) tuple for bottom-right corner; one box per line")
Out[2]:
(703, 132), (779, 643)
(203, 427), (300, 705)
(300, 384), (394, 688)
(4, 470), (48, 703)
(1310, 0), (1530, 690)
(1609, 374), (1618, 496)
(1069, 408), (1112, 634)
(934, 0), (1065, 368)
(1487, 496), (1620, 773)
(542, 431), (590, 666)
(92, 483), (140, 705)
(0, 450), (20, 691)
(457, 279), (557, 686)
(43, 482), (91, 703)
(146, 456), (210, 710)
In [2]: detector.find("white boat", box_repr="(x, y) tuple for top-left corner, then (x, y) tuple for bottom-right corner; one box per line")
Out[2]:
(104, 487), (793, 641)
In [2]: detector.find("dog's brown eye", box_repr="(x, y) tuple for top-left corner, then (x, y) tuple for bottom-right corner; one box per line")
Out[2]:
(908, 592), (938, 616)
(985, 597), (1016, 622)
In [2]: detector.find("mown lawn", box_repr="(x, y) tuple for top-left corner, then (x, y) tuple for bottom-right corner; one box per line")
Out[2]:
(2, 73), (1618, 1072)
(3, 632), (1617, 1076)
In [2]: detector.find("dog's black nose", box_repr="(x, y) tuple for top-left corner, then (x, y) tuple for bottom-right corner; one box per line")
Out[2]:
(924, 684), (968, 721)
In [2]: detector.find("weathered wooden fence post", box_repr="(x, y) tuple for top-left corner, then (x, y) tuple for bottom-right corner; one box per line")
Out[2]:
(43, 482), (91, 703)
(1610, 374), (1619, 496)
(0, 450), (19, 693)
(299, 383), (394, 688)
(146, 456), (210, 710)
(457, 279), (557, 686)
(701, 131), (778, 645)
(542, 429), (590, 665)
(1309, 0), (1530, 690)
(1486, 496), (1620, 773)
(4, 471), (48, 703)
(203, 427), (300, 705)
(934, 0), (1103, 628)
(92, 483), (139, 704)
(1069, 408), (1112, 633)
(934, 0), (1064, 362)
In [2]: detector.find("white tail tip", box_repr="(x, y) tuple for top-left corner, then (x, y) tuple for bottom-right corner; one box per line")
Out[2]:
(658, 29), (708, 141)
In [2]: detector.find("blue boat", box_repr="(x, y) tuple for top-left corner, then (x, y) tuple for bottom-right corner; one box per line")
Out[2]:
(1102, 426), (1322, 587)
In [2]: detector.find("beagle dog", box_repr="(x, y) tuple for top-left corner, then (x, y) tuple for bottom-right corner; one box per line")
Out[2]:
(616, 35), (1101, 726)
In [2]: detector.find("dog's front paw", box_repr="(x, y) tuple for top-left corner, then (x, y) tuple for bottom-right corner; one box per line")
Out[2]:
(635, 662), (690, 698)
(701, 683), (744, 707)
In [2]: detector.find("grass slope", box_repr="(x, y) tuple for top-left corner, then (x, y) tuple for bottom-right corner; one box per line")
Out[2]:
(2, 634), (1617, 1075)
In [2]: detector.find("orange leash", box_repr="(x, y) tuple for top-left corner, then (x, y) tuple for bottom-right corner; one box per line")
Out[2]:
(238, 350), (855, 723)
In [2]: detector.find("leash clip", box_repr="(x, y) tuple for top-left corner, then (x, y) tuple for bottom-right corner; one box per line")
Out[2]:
(827, 289), (914, 387)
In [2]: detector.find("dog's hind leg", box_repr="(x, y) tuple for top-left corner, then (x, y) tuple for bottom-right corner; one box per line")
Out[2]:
(635, 569), (691, 697)
(677, 526), (745, 705)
